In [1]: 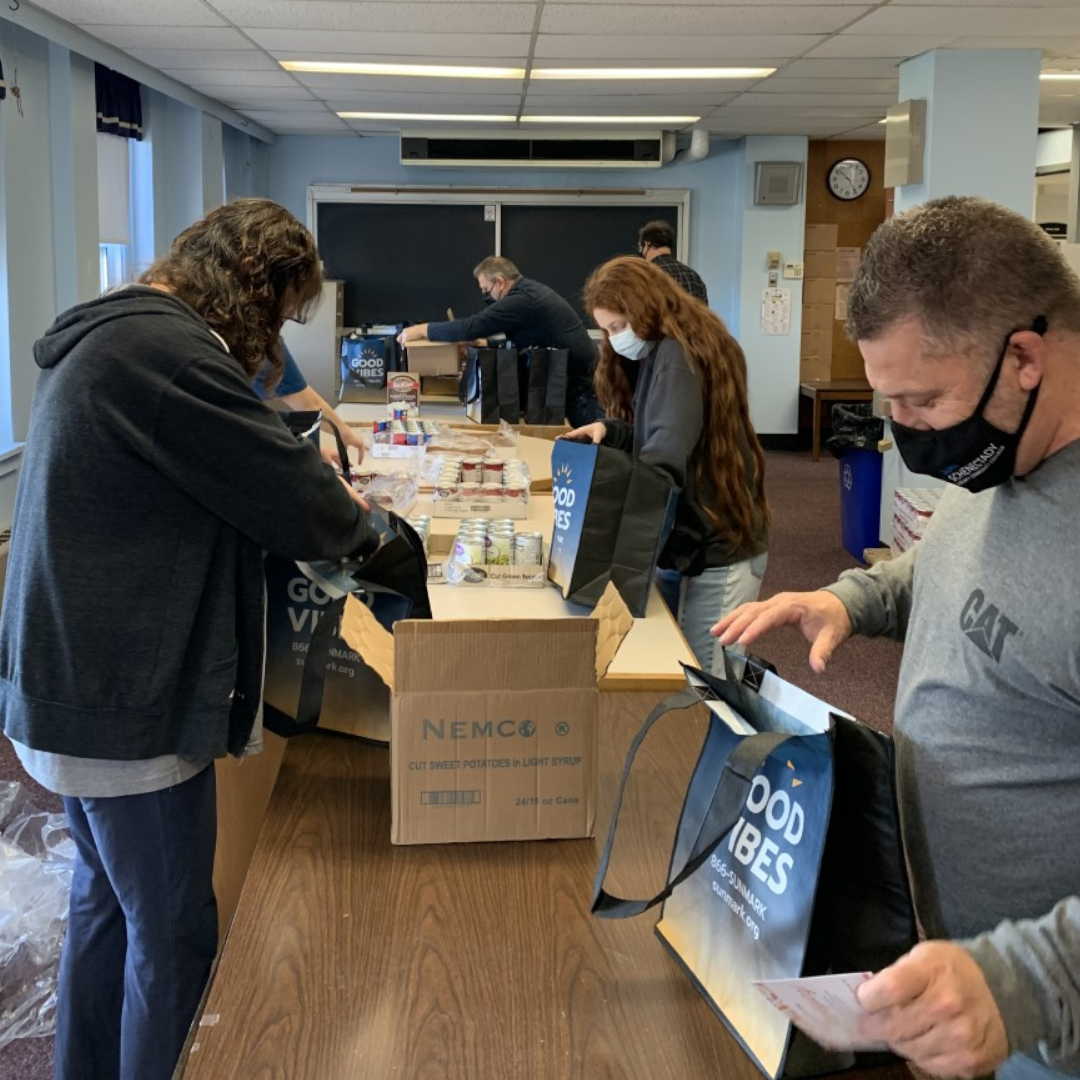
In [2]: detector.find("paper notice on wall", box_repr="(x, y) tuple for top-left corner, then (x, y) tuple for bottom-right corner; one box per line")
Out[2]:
(835, 283), (851, 322)
(836, 247), (861, 282)
(761, 288), (791, 336)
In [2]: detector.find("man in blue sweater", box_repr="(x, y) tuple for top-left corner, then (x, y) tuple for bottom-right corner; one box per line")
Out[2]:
(716, 197), (1080, 1080)
(0, 199), (380, 1080)
(398, 256), (599, 426)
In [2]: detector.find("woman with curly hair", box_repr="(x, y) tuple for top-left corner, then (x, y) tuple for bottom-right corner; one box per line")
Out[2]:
(2, 199), (379, 1080)
(564, 256), (769, 673)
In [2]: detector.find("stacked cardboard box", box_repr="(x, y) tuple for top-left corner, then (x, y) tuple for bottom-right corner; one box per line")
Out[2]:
(891, 487), (942, 556)
(800, 224), (838, 383)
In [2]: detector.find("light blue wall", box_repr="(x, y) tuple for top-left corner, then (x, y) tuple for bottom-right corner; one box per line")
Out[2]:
(736, 137), (808, 434)
(896, 49), (1041, 215)
(267, 134), (744, 330)
(0, 17), (247, 528)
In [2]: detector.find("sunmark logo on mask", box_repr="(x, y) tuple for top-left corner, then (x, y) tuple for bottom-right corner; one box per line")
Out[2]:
(960, 588), (1019, 662)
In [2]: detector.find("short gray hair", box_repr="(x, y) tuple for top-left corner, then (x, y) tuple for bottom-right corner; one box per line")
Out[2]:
(473, 256), (521, 281)
(846, 196), (1080, 359)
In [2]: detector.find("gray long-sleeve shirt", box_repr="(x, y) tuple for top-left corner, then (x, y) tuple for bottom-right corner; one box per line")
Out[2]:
(826, 439), (1080, 1078)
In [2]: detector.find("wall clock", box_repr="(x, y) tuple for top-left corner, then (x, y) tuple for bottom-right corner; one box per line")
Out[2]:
(827, 158), (871, 201)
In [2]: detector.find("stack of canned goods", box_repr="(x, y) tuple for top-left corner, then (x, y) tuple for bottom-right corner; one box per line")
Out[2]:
(434, 457), (531, 501)
(404, 514), (431, 556)
(373, 417), (440, 446)
(452, 521), (544, 567)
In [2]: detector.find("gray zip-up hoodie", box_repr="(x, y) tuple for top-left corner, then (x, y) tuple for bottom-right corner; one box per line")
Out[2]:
(826, 440), (1080, 1079)
(0, 288), (377, 763)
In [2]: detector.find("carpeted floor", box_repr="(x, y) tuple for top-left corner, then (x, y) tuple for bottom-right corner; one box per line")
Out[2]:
(0, 448), (902, 1080)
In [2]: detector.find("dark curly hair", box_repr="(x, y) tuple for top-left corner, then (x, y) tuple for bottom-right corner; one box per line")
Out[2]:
(140, 198), (322, 389)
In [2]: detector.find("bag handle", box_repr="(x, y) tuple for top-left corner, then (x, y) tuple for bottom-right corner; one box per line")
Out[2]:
(263, 595), (345, 738)
(320, 416), (353, 484)
(592, 686), (794, 919)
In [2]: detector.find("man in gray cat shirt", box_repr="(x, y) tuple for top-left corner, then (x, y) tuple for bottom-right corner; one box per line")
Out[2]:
(715, 196), (1080, 1080)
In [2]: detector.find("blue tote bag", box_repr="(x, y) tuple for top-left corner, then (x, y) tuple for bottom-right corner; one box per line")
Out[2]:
(593, 653), (916, 1079)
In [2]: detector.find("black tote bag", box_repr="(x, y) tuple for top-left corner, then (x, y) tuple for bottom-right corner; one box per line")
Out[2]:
(262, 511), (431, 740)
(547, 439), (676, 617)
(461, 345), (519, 424)
(593, 654), (917, 1079)
(523, 346), (569, 425)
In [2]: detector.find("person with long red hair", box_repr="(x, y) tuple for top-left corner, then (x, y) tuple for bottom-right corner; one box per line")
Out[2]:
(564, 256), (769, 673)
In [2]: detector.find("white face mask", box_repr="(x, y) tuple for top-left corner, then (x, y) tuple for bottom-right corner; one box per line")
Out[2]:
(607, 326), (650, 361)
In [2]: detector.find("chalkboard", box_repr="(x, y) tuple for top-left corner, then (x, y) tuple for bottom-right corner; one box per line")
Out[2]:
(316, 202), (495, 327)
(312, 193), (685, 328)
(500, 204), (680, 320)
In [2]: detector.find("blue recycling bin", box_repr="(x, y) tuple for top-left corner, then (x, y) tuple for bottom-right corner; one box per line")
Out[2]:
(839, 449), (882, 560)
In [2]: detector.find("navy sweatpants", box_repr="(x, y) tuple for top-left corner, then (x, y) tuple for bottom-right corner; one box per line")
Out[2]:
(54, 765), (218, 1080)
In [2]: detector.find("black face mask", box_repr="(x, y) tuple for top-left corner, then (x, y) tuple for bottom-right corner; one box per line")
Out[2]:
(480, 290), (494, 305)
(890, 317), (1046, 492)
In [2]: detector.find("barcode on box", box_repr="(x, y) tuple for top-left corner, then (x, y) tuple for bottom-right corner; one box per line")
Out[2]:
(421, 790), (481, 807)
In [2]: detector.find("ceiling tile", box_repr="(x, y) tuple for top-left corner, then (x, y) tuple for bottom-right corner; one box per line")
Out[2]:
(224, 100), (332, 113)
(850, 6), (1080, 36)
(533, 34), (823, 58)
(213, 85), (326, 104)
(778, 57), (903, 77)
(805, 34), (959, 58)
(253, 30), (532, 58)
(160, 68), (304, 87)
(951, 35), (1080, 52)
(126, 49), (282, 70)
(78, 26), (252, 50)
(828, 124), (886, 140)
(211, 1), (536, 33)
(539, 4), (870, 36)
(29, 0), (225, 25)
(756, 76), (898, 93)
(738, 91), (897, 107)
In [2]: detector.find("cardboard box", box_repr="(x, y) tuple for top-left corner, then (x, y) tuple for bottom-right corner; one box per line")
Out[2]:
(804, 223), (839, 252)
(801, 327), (832, 359)
(431, 494), (529, 520)
(803, 277), (837, 307)
(799, 355), (832, 383)
(803, 249), (838, 279)
(340, 583), (632, 845)
(802, 303), (834, 334)
(420, 374), (460, 398)
(406, 341), (461, 377)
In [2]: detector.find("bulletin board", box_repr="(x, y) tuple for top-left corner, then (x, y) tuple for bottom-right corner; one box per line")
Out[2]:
(308, 185), (689, 327)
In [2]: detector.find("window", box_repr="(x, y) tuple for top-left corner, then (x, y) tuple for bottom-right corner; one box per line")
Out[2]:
(97, 132), (132, 293)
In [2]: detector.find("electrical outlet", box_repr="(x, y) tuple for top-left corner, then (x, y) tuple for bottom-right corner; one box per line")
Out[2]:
(768, 270), (779, 286)
(784, 261), (804, 279)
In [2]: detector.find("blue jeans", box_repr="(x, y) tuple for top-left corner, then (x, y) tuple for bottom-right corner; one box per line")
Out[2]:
(657, 553), (769, 676)
(55, 766), (218, 1080)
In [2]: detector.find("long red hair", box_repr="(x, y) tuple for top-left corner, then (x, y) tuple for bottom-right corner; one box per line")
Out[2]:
(583, 257), (769, 550)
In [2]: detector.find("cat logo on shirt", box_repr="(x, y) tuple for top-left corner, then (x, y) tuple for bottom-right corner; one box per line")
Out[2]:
(960, 589), (1019, 662)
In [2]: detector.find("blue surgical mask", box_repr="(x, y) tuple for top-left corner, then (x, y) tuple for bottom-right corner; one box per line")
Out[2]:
(608, 326), (650, 361)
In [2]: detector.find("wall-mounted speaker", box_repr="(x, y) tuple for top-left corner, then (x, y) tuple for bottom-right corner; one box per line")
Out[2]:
(754, 161), (803, 206)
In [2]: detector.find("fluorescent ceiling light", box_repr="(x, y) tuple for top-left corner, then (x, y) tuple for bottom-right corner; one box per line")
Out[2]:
(281, 60), (524, 79)
(520, 115), (700, 124)
(339, 111), (516, 122)
(1040, 71), (1080, 80)
(531, 66), (774, 81)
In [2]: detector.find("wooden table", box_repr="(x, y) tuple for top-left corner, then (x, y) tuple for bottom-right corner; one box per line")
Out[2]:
(800, 379), (873, 462)
(182, 693), (911, 1080)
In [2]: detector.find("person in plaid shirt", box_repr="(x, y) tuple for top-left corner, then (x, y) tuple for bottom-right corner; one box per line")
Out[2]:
(637, 220), (709, 305)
